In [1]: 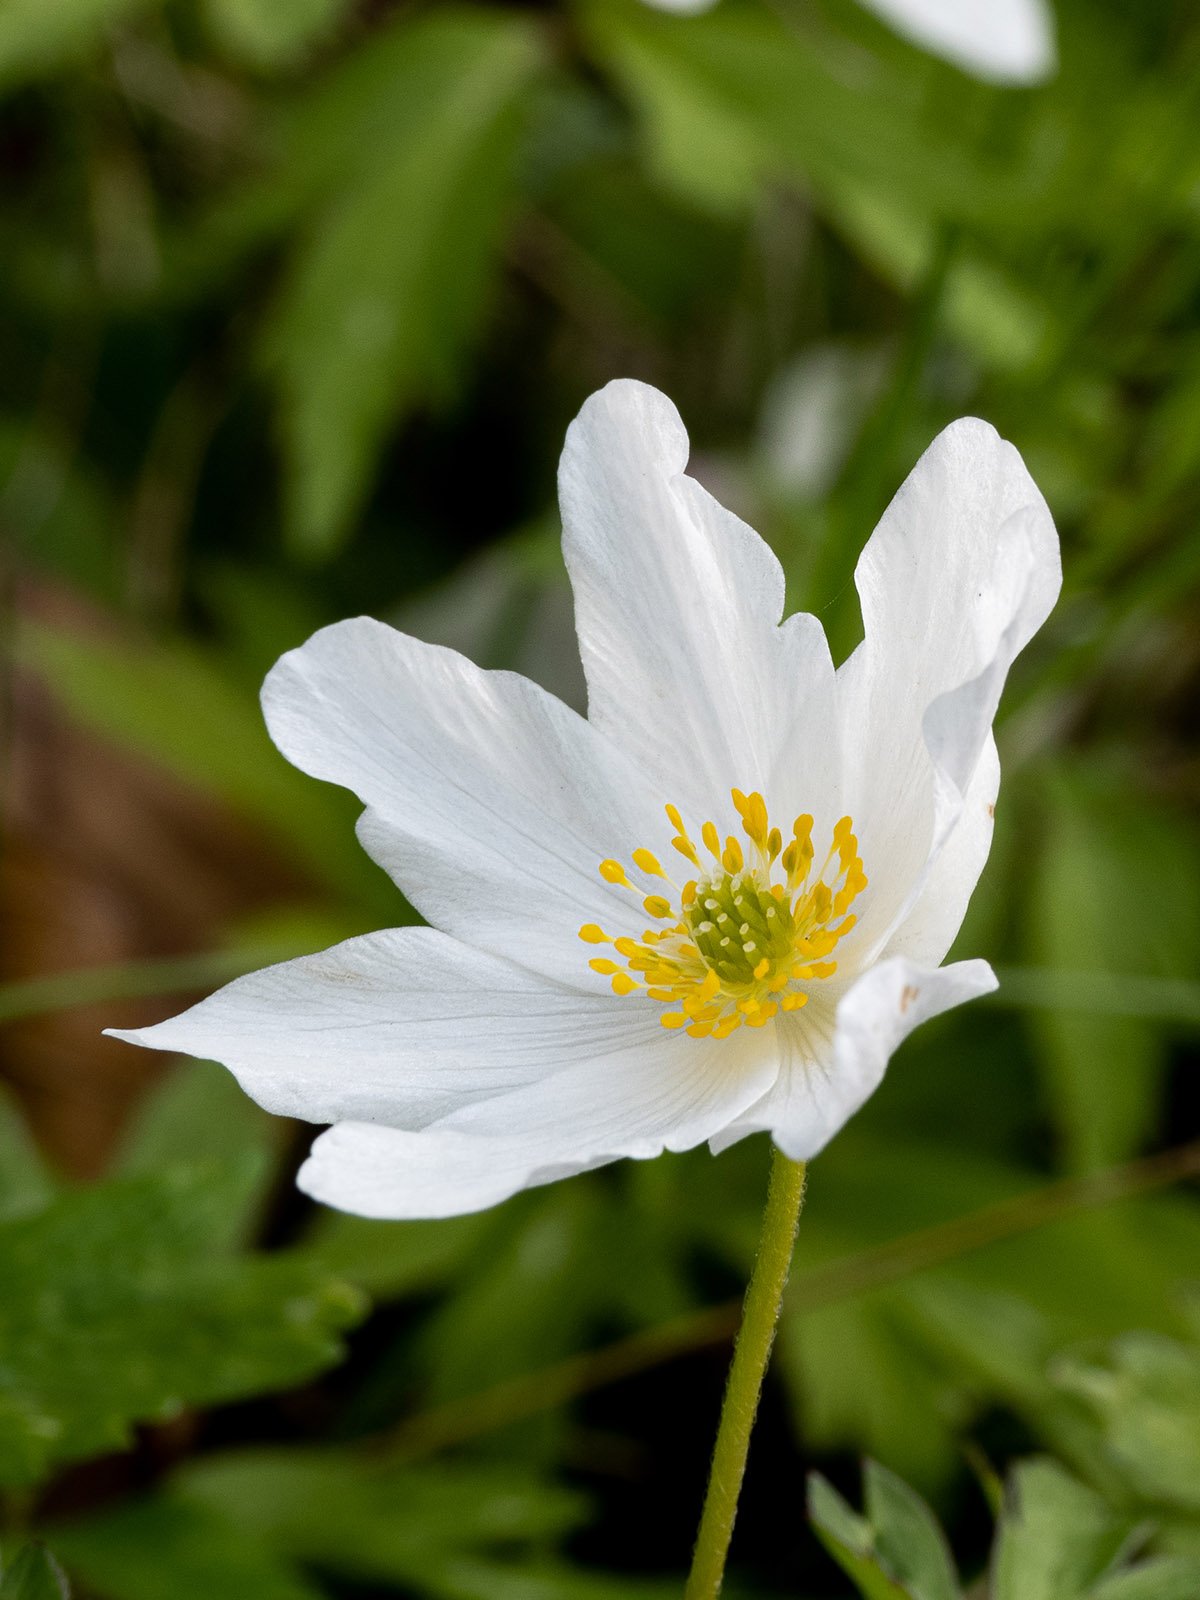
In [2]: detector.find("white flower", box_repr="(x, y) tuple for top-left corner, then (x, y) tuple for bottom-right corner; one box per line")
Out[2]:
(855, 0), (1055, 82)
(110, 381), (1059, 1219)
(640, 0), (1056, 86)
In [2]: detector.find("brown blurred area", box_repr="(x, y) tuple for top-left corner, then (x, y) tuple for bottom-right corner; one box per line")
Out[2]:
(0, 583), (308, 1178)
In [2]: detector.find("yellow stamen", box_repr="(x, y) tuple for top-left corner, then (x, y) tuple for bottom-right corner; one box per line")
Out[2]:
(582, 789), (867, 1041)
(633, 848), (666, 878)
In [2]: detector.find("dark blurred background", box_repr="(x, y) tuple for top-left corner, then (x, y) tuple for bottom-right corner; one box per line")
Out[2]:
(2, 0), (1200, 1594)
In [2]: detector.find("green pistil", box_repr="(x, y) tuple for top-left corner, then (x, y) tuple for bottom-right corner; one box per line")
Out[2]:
(685, 872), (795, 988)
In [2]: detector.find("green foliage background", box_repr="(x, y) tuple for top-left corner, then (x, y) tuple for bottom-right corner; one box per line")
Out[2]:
(1, 0), (1199, 1594)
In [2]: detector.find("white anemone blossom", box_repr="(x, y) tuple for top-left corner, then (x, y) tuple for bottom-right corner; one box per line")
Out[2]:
(112, 381), (1059, 1219)
(647, 0), (1056, 87)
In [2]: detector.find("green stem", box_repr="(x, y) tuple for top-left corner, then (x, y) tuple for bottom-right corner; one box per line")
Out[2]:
(684, 1148), (808, 1599)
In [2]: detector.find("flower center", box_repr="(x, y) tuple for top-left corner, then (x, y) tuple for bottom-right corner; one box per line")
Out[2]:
(579, 789), (868, 1040)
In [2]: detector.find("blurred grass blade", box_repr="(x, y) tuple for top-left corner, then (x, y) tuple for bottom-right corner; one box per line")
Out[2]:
(989, 968), (1200, 1027)
(0, 947), (305, 1025)
(1027, 765), (1200, 1170)
(365, 1139), (1200, 1465)
(6, 953), (1198, 1027)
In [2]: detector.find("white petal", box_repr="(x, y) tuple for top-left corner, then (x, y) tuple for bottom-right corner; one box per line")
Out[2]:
(857, 0), (1056, 84)
(884, 732), (999, 966)
(261, 616), (671, 991)
(559, 379), (835, 815)
(107, 929), (651, 1127)
(712, 956), (996, 1160)
(836, 420), (1059, 958)
(298, 1025), (779, 1218)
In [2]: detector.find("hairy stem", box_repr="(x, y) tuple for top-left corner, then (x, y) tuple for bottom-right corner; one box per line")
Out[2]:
(684, 1147), (808, 1599)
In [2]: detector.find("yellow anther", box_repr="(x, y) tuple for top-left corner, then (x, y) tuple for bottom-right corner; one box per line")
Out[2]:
(734, 789), (769, 849)
(589, 958), (618, 975)
(701, 821), (721, 858)
(722, 836), (744, 873)
(753, 957), (770, 980)
(660, 1012), (687, 1030)
(579, 924), (608, 944)
(611, 973), (639, 996)
(632, 848), (666, 877)
(681, 880), (697, 907)
(600, 859), (631, 887)
(781, 993), (808, 1011)
(672, 835), (700, 866)
(767, 827), (782, 862)
(665, 803), (685, 832)
(643, 895), (673, 919)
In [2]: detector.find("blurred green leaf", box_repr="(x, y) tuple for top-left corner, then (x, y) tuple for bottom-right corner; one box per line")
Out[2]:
(414, 1560), (677, 1600)
(824, 183), (1050, 374)
(587, 0), (1060, 225)
(812, 1456), (1200, 1600)
(21, 618), (385, 907)
(1027, 764), (1200, 1170)
(114, 1060), (277, 1248)
(202, 0), (346, 71)
(808, 1461), (960, 1599)
(47, 1498), (319, 1600)
(0, 1091), (55, 1223)
(0, 0), (151, 89)
(302, 1208), (491, 1301)
(780, 1129), (1200, 1488)
(991, 1458), (1143, 1600)
(0, 419), (119, 601)
(0, 1162), (364, 1487)
(415, 1184), (612, 1408)
(0, 1545), (69, 1600)
(1089, 1560), (1200, 1600)
(263, 8), (545, 556)
(1052, 1333), (1200, 1512)
(176, 1448), (586, 1587)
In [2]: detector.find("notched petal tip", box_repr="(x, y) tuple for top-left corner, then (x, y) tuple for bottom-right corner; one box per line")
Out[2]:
(561, 377), (690, 484)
